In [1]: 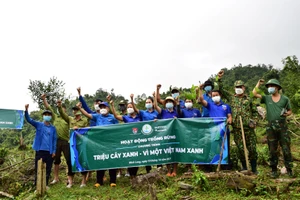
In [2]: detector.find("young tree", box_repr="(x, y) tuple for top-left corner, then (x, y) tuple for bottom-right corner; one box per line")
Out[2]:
(28, 77), (66, 110)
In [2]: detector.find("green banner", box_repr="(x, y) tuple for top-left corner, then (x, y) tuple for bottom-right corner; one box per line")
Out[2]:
(0, 109), (24, 129)
(70, 118), (228, 172)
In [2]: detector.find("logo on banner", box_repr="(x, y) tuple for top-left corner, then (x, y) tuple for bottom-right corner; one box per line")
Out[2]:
(132, 128), (138, 134)
(141, 124), (153, 135)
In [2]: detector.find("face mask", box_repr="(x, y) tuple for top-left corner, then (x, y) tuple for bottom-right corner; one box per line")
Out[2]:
(100, 109), (108, 115)
(204, 86), (212, 92)
(94, 104), (100, 111)
(127, 108), (134, 114)
(212, 96), (221, 103)
(185, 102), (193, 109)
(145, 103), (153, 109)
(43, 116), (52, 122)
(235, 88), (243, 95)
(268, 87), (276, 94)
(172, 93), (179, 99)
(166, 102), (174, 109)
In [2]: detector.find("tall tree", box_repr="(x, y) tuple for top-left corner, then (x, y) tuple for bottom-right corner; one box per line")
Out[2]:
(28, 77), (66, 110)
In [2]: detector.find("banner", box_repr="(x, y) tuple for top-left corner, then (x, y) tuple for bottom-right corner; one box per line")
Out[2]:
(0, 109), (24, 129)
(70, 118), (228, 172)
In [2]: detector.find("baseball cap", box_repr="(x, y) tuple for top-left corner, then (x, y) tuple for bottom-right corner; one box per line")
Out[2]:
(42, 110), (52, 115)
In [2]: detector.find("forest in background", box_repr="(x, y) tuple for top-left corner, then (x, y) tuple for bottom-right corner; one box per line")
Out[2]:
(0, 55), (300, 149)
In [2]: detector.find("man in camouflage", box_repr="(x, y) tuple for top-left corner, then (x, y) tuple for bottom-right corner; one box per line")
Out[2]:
(253, 79), (293, 178)
(217, 73), (258, 173)
(230, 80), (258, 174)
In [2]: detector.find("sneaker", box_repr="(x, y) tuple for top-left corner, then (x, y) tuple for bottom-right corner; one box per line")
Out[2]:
(117, 173), (121, 178)
(50, 179), (59, 185)
(270, 171), (279, 179)
(80, 184), (86, 188)
(110, 183), (117, 187)
(124, 173), (130, 177)
(94, 183), (101, 188)
(66, 184), (72, 188)
(46, 186), (50, 190)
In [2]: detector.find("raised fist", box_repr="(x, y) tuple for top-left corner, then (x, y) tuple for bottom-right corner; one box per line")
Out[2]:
(130, 94), (134, 99)
(41, 94), (46, 99)
(77, 87), (81, 95)
(25, 104), (29, 110)
(157, 84), (161, 90)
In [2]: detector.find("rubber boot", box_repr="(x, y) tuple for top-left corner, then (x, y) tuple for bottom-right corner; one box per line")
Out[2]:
(250, 160), (258, 174)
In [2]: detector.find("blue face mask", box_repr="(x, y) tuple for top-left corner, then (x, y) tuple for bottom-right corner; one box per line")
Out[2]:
(43, 116), (52, 122)
(204, 86), (212, 92)
(172, 93), (179, 99)
(268, 87), (276, 94)
(145, 103), (153, 109)
(166, 102), (174, 109)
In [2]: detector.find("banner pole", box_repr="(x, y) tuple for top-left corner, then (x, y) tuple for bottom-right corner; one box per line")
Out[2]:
(217, 125), (228, 173)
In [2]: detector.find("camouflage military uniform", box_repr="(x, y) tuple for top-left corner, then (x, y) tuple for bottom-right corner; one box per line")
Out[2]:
(231, 94), (258, 171)
(219, 79), (258, 172)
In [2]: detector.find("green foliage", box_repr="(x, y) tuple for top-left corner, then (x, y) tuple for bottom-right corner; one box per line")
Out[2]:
(191, 165), (210, 191)
(0, 147), (8, 160)
(28, 76), (66, 110)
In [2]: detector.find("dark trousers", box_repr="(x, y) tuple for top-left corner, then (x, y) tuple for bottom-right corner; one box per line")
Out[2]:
(54, 139), (75, 176)
(35, 151), (54, 185)
(146, 166), (152, 173)
(96, 169), (117, 185)
(128, 167), (139, 176)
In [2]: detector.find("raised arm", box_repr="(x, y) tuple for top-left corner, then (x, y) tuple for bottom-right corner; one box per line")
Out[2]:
(252, 79), (264, 99)
(77, 87), (93, 113)
(24, 104), (38, 127)
(57, 100), (69, 123)
(41, 94), (56, 121)
(154, 90), (162, 114)
(197, 84), (208, 107)
(216, 70), (231, 102)
(109, 100), (123, 121)
(156, 84), (165, 105)
(130, 94), (140, 114)
(77, 102), (93, 119)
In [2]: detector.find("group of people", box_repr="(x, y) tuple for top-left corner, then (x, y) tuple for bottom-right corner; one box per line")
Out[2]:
(25, 70), (294, 190)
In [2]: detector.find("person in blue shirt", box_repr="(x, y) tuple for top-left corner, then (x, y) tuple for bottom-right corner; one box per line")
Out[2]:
(155, 86), (179, 177)
(25, 104), (57, 187)
(177, 98), (201, 172)
(78, 101), (119, 187)
(157, 84), (185, 109)
(131, 93), (159, 174)
(198, 89), (232, 171)
(198, 80), (214, 117)
(110, 97), (141, 186)
(77, 87), (102, 126)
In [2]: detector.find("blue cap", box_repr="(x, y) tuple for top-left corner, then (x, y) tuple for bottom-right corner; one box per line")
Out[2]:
(99, 102), (109, 107)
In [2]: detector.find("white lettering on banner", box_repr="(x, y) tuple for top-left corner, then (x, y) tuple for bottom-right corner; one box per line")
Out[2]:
(142, 149), (149, 156)
(163, 135), (176, 140)
(149, 148), (162, 156)
(122, 152), (138, 158)
(163, 147), (175, 154)
(120, 140), (133, 145)
(175, 148), (186, 153)
(154, 126), (167, 132)
(0, 121), (13, 124)
(93, 153), (109, 161)
(187, 148), (203, 154)
(110, 152), (122, 159)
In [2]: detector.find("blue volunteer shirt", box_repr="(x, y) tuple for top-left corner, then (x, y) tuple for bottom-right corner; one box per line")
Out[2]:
(202, 93), (213, 117)
(206, 101), (231, 118)
(79, 95), (97, 126)
(40, 126), (52, 151)
(139, 110), (159, 121)
(91, 113), (119, 126)
(181, 108), (201, 118)
(179, 99), (185, 109)
(161, 109), (178, 119)
(123, 114), (141, 123)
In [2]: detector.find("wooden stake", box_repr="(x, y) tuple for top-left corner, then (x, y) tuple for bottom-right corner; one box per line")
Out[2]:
(36, 158), (46, 196)
(239, 116), (250, 171)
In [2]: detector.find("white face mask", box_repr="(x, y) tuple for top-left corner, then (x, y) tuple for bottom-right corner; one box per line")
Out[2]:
(185, 102), (193, 109)
(100, 109), (108, 115)
(127, 108), (134, 114)
(94, 104), (100, 111)
(235, 88), (244, 95)
(212, 96), (221, 103)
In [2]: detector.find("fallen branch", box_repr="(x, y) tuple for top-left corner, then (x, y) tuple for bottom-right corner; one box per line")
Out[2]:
(0, 191), (14, 199)
(0, 157), (33, 172)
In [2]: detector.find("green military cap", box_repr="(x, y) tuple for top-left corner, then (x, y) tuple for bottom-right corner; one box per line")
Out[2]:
(265, 79), (282, 89)
(234, 80), (245, 87)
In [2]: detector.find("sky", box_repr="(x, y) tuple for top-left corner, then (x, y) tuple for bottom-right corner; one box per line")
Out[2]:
(1, 0), (300, 111)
